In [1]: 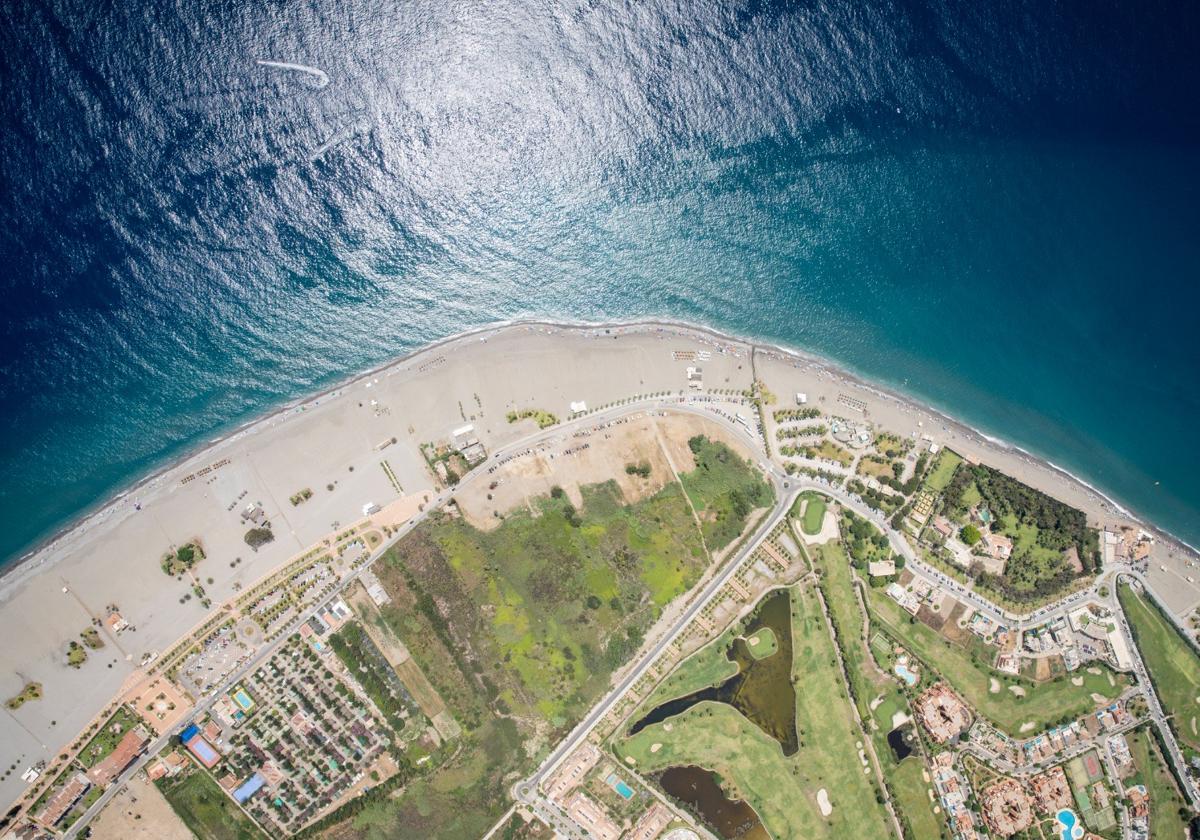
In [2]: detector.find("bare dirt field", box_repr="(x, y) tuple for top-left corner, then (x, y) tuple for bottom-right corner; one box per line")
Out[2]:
(455, 410), (754, 529)
(942, 602), (969, 643)
(90, 774), (192, 840)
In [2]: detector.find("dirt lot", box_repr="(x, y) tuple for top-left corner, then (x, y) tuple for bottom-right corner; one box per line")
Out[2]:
(455, 410), (754, 529)
(941, 601), (970, 643)
(90, 774), (193, 840)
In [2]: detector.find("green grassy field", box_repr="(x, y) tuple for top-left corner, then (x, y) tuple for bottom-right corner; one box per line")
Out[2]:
(616, 583), (893, 839)
(813, 543), (945, 838)
(680, 436), (775, 549)
(802, 496), (827, 535)
(924, 450), (963, 492)
(159, 769), (267, 840)
(418, 479), (706, 725)
(890, 757), (944, 840)
(1125, 726), (1192, 840)
(1120, 584), (1200, 754)
(866, 585), (1126, 734)
(746, 627), (778, 660)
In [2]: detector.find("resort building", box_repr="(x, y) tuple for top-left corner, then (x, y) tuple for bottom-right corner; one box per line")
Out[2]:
(562, 790), (621, 840)
(980, 778), (1034, 837)
(545, 742), (601, 802)
(1029, 766), (1073, 814)
(627, 801), (672, 840)
(914, 683), (972, 743)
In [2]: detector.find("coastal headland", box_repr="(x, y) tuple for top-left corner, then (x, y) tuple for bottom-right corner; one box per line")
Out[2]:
(1, 319), (1196, 825)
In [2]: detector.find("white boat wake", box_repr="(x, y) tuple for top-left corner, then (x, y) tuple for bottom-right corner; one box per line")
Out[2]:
(256, 60), (330, 88)
(309, 118), (371, 162)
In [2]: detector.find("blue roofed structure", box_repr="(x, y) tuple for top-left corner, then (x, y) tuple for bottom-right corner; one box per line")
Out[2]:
(233, 772), (266, 804)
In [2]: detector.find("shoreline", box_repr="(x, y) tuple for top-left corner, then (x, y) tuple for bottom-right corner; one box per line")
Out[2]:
(3, 316), (1194, 593)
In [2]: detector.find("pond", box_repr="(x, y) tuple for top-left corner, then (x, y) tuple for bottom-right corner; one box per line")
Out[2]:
(657, 765), (769, 840)
(886, 724), (916, 762)
(628, 588), (798, 754)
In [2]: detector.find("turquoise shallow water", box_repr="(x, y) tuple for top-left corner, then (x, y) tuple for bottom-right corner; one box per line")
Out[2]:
(1, 0), (1198, 564)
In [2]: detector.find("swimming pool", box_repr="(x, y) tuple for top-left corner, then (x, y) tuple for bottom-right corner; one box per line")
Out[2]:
(233, 688), (255, 711)
(1056, 808), (1083, 840)
(894, 662), (918, 687)
(606, 773), (634, 800)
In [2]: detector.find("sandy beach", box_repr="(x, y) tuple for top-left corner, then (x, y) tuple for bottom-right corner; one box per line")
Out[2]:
(1, 318), (1195, 814)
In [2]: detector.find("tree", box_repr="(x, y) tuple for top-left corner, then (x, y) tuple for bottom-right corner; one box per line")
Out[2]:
(245, 527), (275, 549)
(960, 524), (982, 546)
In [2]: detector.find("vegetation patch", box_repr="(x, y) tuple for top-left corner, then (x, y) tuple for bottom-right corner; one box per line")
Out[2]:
(944, 463), (1099, 599)
(680, 436), (774, 550)
(889, 757), (942, 840)
(290, 487), (314, 506)
(5, 681), (42, 710)
(162, 541), (204, 576)
(506, 408), (558, 428)
(244, 527), (275, 549)
(66, 640), (88, 668)
(80, 626), (105, 649)
(329, 622), (416, 732)
(159, 767), (267, 840)
(624, 461), (652, 478)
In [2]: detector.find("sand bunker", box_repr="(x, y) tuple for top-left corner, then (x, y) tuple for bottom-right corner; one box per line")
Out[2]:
(1071, 676), (1084, 686)
(869, 695), (884, 711)
(625, 756), (636, 765)
(892, 711), (910, 728)
(1086, 667), (1102, 675)
(650, 742), (663, 753)
(1091, 693), (1108, 704)
(1019, 722), (1036, 733)
(817, 788), (833, 817)
(663, 723), (673, 732)
(989, 677), (1001, 694)
(1008, 685), (1026, 697)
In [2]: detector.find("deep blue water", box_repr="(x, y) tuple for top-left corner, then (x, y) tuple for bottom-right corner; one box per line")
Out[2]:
(1, 0), (1198, 564)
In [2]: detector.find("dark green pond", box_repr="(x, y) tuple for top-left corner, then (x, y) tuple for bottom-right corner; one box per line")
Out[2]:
(629, 587), (797, 754)
(657, 765), (769, 840)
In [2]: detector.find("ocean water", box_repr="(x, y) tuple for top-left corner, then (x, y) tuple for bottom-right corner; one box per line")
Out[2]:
(1, 0), (1198, 564)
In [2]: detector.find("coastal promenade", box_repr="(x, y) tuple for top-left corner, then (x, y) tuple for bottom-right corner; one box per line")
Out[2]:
(3, 320), (1198, 834)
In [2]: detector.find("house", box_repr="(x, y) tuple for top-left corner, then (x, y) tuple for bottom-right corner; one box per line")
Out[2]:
(869, 559), (896, 577)
(37, 773), (91, 827)
(983, 531), (1013, 561)
(932, 516), (954, 539)
(106, 611), (129, 633)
